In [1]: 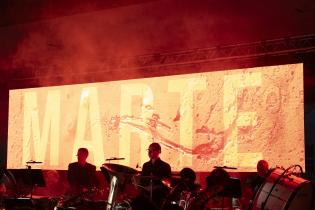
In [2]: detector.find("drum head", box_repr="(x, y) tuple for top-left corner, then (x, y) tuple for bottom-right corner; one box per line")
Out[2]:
(101, 164), (139, 175)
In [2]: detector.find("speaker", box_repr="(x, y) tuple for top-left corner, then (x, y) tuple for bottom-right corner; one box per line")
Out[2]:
(5, 198), (35, 210)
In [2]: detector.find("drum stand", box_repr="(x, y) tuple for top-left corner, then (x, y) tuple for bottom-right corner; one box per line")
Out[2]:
(106, 176), (119, 210)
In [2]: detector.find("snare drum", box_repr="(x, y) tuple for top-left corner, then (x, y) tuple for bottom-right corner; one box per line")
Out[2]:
(252, 168), (313, 210)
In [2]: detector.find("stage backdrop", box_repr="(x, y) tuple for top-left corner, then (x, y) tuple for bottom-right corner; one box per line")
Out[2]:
(7, 63), (304, 172)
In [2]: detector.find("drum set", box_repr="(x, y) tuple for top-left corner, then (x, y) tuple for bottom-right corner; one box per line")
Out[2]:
(61, 163), (198, 210)
(100, 163), (176, 210)
(97, 164), (314, 210)
(101, 163), (139, 210)
(98, 163), (242, 210)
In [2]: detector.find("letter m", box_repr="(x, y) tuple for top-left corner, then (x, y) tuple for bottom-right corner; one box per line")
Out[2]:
(22, 90), (60, 166)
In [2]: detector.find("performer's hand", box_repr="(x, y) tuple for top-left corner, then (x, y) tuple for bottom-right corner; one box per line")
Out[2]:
(162, 178), (171, 188)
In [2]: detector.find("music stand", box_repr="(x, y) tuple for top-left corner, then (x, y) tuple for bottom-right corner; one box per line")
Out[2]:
(9, 169), (46, 197)
(222, 177), (242, 198)
(4, 197), (34, 210)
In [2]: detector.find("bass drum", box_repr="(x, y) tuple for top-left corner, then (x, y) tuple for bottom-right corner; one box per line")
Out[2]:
(252, 168), (313, 210)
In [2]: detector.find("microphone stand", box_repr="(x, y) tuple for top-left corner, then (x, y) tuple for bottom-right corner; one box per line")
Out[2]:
(25, 160), (43, 199)
(25, 164), (33, 199)
(150, 177), (153, 201)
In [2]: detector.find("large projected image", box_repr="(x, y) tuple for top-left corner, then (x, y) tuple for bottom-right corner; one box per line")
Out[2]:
(8, 64), (304, 172)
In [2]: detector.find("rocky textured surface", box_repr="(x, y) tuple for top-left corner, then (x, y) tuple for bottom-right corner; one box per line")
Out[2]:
(7, 64), (304, 172)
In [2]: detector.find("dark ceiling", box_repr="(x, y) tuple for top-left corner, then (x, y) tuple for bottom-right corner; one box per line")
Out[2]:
(1, 0), (315, 102)
(0, 0), (157, 27)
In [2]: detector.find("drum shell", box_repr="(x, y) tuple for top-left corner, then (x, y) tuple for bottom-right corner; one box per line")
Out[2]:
(252, 168), (313, 210)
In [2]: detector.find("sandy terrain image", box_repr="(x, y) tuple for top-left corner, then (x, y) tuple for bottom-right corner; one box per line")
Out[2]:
(7, 63), (304, 172)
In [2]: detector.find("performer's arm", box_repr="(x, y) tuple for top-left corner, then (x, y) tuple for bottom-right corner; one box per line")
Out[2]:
(165, 163), (172, 178)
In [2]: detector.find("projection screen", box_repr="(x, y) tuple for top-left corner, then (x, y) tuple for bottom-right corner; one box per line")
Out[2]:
(7, 63), (304, 172)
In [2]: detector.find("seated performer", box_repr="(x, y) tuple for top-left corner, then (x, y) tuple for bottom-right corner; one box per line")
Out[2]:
(253, 160), (270, 192)
(186, 167), (232, 210)
(179, 167), (201, 193)
(161, 167), (201, 210)
(132, 142), (171, 210)
(246, 159), (271, 209)
(67, 148), (98, 195)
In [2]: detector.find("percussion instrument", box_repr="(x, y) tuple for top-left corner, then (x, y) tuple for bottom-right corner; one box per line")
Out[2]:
(252, 166), (313, 210)
(102, 164), (139, 175)
(101, 163), (139, 210)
